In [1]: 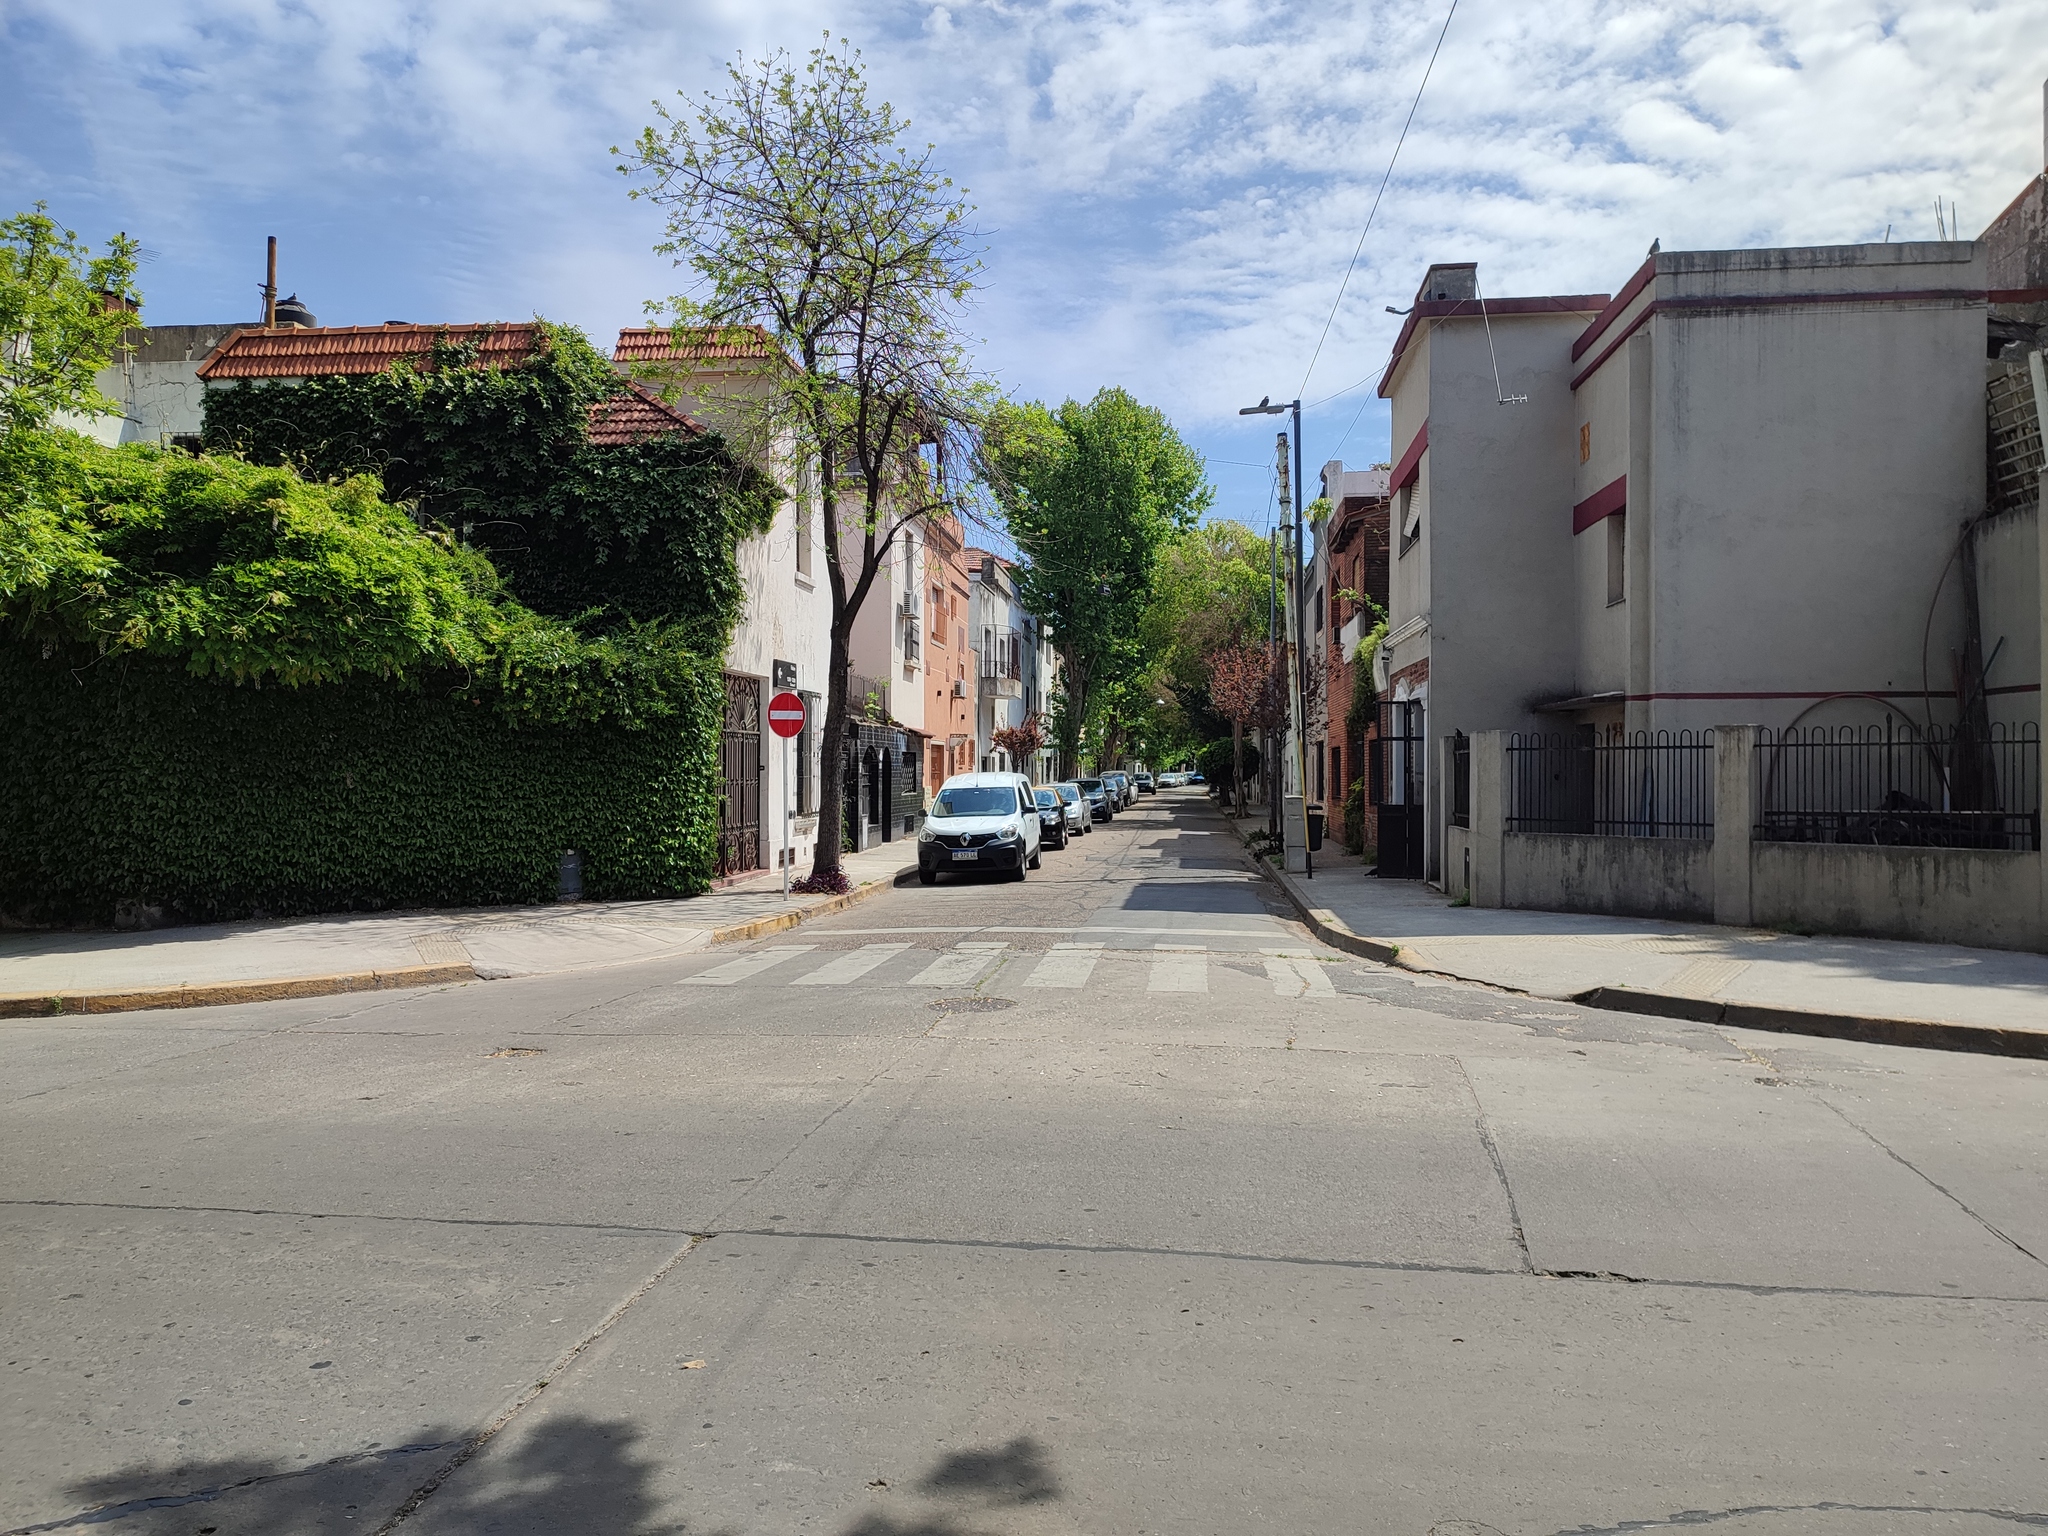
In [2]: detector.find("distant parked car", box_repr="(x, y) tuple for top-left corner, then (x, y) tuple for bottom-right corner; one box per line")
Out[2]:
(1103, 771), (1132, 808)
(1134, 773), (1155, 794)
(1074, 776), (1114, 821)
(1187, 771), (1206, 785)
(1032, 786), (1072, 850)
(1051, 781), (1091, 835)
(918, 772), (1041, 884)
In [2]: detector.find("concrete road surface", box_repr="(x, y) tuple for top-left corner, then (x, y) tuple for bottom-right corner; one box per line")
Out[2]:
(5, 790), (2046, 1535)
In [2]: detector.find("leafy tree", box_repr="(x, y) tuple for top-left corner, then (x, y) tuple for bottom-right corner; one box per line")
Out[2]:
(0, 205), (141, 436)
(618, 38), (983, 878)
(983, 387), (1210, 774)
(1207, 641), (1285, 818)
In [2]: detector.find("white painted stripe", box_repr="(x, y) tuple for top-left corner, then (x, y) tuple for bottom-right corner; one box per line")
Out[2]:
(1022, 943), (1103, 989)
(681, 946), (815, 986)
(907, 943), (1009, 986)
(1264, 955), (1335, 997)
(1147, 946), (1208, 994)
(790, 943), (911, 986)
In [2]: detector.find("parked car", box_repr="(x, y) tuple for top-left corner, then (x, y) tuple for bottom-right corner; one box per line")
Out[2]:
(1103, 771), (1132, 808)
(918, 772), (1042, 884)
(1051, 781), (1091, 835)
(1074, 776), (1114, 821)
(1032, 786), (1072, 850)
(1187, 771), (1206, 785)
(1134, 773), (1155, 794)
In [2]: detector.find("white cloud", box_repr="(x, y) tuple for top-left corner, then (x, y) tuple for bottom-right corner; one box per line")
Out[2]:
(3, 0), (2042, 507)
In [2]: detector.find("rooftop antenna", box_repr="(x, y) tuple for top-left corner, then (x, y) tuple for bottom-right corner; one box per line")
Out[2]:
(262, 236), (278, 327)
(1473, 270), (1528, 405)
(1934, 198), (1948, 241)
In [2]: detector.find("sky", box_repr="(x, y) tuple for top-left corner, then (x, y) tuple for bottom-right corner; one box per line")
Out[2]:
(4, 0), (2044, 531)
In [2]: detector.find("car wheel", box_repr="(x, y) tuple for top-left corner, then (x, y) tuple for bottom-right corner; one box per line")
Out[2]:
(1011, 860), (1027, 882)
(918, 869), (937, 886)
(1029, 846), (1042, 869)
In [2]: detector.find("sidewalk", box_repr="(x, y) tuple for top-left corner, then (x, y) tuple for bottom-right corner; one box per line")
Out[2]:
(0, 843), (918, 1016)
(1217, 802), (2048, 1057)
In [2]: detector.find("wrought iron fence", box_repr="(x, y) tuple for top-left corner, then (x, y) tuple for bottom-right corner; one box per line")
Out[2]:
(1507, 728), (1715, 839)
(1754, 722), (2041, 851)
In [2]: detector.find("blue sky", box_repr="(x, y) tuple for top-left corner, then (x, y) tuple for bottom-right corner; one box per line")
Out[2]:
(4, 0), (2044, 532)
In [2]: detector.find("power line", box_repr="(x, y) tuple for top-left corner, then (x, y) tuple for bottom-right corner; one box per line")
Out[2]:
(1294, 0), (1459, 403)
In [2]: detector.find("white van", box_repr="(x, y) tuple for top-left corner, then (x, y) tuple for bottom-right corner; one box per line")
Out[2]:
(917, 772), (1042, 885)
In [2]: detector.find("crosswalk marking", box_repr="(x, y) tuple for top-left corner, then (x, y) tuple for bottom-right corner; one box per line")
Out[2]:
(1264, 954), (1335, 997)
(1023, 943), (1103, 989)
(1147, 945), (1208, 994)
(681, 946), (815, 986)
(790, 943), (912, 987)
(907, 943), (1009, 987)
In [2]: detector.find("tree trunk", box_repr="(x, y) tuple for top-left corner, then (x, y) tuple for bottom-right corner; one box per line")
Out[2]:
(811, 623), (852, 879)
(1230, 720), (1244, 818)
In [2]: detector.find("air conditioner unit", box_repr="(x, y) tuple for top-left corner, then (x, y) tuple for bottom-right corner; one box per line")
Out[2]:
(898, 591), (921, 619)
(951, 678), (968, 698)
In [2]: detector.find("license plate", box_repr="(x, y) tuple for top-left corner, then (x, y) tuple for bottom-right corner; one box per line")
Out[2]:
(950, 849), (979, 862)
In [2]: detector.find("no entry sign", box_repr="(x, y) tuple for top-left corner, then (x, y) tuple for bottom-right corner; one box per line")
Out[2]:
(767, 691), (807, 739)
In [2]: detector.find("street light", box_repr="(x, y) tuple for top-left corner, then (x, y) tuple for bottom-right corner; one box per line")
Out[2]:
(1238, 394), (1312, 878)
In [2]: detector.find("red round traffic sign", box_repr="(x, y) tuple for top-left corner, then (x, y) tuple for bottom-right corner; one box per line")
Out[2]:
(767, 691), (807, 739)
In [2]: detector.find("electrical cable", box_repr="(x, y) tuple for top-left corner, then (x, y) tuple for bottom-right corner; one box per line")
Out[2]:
(1295, 0), (1460, 403)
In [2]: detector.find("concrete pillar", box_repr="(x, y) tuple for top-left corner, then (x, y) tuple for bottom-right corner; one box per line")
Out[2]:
(1470, 730), (1507, 908)
(1712, 724), (1756, 928)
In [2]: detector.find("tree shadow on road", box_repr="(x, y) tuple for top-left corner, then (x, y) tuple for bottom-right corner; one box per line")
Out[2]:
(30, 1424), (1058, 1536)
(30, 1414), (687, 1536)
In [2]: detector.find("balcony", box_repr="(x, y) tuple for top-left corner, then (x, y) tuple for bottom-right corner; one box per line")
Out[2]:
(975, 626), (1024, 697)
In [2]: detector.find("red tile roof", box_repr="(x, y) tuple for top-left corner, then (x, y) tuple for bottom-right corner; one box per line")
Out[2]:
(585, 382), (706, 445)
(196, 322), (548, 381)
(613, 324), (784, 365)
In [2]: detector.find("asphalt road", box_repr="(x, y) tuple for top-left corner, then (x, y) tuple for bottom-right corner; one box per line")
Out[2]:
(6, 790), (2047, 1536)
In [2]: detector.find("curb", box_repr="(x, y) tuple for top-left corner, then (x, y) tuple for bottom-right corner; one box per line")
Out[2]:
(706, 861), (918, 946)
(0, 963), (476, 1020)
(1215, 810), (1403, 965)
(1573, 986), (2048, 1060)
(1212, 802), (2048, 1063)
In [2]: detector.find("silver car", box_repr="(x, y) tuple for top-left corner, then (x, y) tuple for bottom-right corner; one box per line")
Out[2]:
(1049, 781), (1091, 836)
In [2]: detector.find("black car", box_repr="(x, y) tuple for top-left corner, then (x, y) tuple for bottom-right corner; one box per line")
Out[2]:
(1074, 777), (1114, 821)
(1134, 774), (1155, 794)
(1032, 787), (1070, 849)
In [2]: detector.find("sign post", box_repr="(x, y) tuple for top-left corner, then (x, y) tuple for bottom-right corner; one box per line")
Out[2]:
(767, 691), (807, 897)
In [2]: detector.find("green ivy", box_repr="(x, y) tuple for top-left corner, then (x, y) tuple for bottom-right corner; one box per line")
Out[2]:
(198, 323), (775, 648)
(0, 647), (721, 925)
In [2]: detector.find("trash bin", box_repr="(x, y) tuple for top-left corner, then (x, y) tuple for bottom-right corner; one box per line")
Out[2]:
(1306, 805), (1325, 852)
(557, 849), (584, 902)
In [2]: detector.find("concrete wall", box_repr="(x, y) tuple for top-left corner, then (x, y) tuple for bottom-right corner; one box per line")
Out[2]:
(1503, 832), (1715, 923)
(1976, 505), (2041, 736)
(1750, 842), (2043, 951)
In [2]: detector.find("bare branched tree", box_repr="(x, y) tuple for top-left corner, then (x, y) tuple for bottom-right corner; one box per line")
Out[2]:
(618, 36), (984, 877)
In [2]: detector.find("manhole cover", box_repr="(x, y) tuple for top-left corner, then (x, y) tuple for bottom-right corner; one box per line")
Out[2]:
(485, 1046), (544, 1058)
(928, 997), (1017, 1014)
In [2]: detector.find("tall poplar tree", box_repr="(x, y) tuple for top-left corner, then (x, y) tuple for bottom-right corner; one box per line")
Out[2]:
(982, 388), (1210, 774)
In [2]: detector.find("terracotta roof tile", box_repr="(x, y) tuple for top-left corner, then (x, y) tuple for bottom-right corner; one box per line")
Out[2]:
(613, 324), (783, 365)
(196, 323), (547, 381)
(585, 382), (706, 446)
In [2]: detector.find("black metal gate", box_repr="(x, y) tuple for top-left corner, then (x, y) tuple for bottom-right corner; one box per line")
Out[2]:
(718, 673), (763, 877)
(1373, 699), (1426, 879)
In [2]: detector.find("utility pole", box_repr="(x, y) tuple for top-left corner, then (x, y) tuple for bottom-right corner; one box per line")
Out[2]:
(262, 236), (278, 328)
(1239, 395), (1313, 877)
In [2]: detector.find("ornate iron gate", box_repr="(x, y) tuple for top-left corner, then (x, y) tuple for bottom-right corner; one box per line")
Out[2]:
(718, 673), (763, 877)
(1373, 699), (1427, 879)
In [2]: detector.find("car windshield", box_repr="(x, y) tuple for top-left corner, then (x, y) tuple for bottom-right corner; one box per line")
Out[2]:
(933, 785), (1018, 817)
(1077, 778), (1104, 792)
(1034, 789), (1060, 808)
(1055, 785), (1080, 803)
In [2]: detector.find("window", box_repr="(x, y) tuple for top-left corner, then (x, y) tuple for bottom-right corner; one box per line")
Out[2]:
(1606, 512), (1626, 606)
(1313, 586), (1324, 633)
(1397, 485), (1421, 556)
(795, 497), (812, 577)
(795, 691), (820, 813)
(930, 585), (946, 645)
(902, 618), (920, 662)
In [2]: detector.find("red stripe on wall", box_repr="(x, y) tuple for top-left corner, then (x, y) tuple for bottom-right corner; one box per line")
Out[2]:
(1572, 475), (1626, 534)
(1391, 421), (1429, 489)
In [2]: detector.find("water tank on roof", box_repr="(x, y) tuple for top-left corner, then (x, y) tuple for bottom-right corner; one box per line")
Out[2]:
(273, 293), (317, 328)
